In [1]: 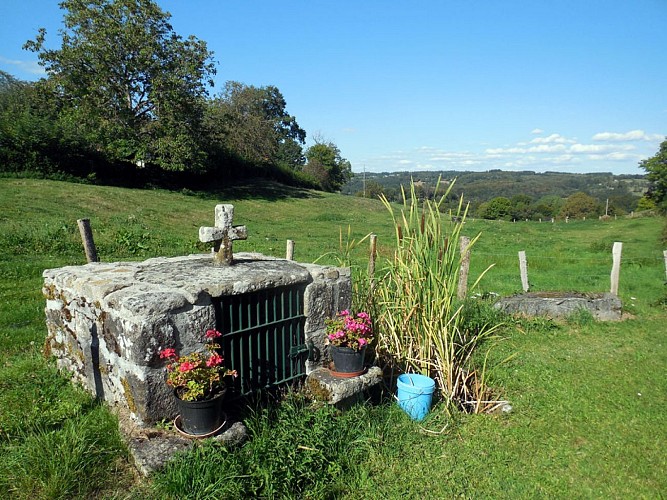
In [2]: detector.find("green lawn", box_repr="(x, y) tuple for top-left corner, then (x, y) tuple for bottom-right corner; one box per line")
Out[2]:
(0, 178), (665, 498)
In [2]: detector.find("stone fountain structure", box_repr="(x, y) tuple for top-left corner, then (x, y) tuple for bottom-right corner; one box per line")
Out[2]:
(43, 204), (381, 433)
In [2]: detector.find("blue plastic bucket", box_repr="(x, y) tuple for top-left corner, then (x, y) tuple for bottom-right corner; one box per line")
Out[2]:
(396, 373), (436, 421)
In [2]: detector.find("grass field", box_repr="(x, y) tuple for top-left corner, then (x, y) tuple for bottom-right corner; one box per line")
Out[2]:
(0, 178), (665, 498)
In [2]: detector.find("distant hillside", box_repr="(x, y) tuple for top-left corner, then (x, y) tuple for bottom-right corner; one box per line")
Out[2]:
(342, 170), (648, 212)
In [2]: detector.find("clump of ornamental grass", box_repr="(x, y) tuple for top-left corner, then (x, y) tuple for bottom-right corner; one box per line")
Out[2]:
(374, 178), (502, 413)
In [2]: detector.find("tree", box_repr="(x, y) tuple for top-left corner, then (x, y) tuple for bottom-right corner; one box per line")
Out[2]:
(510, 194), (533, 220)
(478, 197), (512, 220)
(639, 138), (667, 211)
(355, 180), (385, 199)
(205, 81), (305, 169)
(561, 192), (601, 219)
(0, 70), (91, 173)
(304, 141), (352, 192)
(636, 196), (657, 212)
(24, 0), (216, 171)
(533, 195), (564, 219)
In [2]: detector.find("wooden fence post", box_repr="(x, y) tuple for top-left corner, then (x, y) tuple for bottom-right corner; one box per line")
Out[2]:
(286, 240), (294, 261)
(457, 236), (471, 300)
(518, 251), (529, 292)
(610, 242), (622, 295)
(77, 218), (99, 263)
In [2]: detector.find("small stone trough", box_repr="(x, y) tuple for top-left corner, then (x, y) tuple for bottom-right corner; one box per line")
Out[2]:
(494, 291), (622, 321)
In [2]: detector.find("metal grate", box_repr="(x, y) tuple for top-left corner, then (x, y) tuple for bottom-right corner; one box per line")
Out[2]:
(215, 285), (308, 397)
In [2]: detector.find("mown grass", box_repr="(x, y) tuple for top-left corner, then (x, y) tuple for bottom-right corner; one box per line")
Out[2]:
(0, 178), (665, 498)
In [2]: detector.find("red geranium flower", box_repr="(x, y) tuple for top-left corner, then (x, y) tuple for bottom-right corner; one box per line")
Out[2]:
(159, 348), (177, 359)
(205, 329), (222, 340)
(159, 329), (236, 401)
(206, 354), (223, 367)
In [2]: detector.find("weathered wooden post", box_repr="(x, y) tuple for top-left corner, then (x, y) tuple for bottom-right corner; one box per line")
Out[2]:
(286, 240), (294, 260)
(518, 251), (529, 292)
(457, 236), (471, 300)
(610, 242), (622, 296)
(77, 218), (99, 263)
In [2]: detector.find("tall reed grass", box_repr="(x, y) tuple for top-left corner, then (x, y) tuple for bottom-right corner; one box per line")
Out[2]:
(373, 179), (500, 413)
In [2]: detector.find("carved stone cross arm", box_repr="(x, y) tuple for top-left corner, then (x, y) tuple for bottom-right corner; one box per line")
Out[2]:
(199, 204), (247, 265)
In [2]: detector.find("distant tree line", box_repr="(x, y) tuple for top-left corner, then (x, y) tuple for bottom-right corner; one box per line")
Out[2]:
(346, 168), (662, 220)
(0, 0), (351, 192)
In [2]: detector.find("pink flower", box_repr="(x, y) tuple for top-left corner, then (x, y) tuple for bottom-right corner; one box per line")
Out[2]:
(179, 361), (196, 372)
(205, 329), (222, 340)
(206, 354), (223, 367)
(326, 310), (373, 349)
(159, 348), (177, 359)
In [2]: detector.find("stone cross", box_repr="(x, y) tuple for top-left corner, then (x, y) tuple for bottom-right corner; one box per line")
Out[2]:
(199, 204), (247, 265)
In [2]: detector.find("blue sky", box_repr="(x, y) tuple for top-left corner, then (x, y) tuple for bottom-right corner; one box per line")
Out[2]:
(1, 0), (665, 175)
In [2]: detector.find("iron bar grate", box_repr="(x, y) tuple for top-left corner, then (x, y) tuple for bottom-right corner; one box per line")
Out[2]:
(215, 285), (307, 397)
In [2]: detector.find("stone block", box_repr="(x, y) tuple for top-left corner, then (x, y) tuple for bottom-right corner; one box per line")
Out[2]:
(494, 292), (622, 321)
(305, 366), (383, 409)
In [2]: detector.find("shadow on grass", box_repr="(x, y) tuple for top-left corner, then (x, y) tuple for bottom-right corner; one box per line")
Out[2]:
(2, 158), (325, 203)
(185, 178), (323, 202)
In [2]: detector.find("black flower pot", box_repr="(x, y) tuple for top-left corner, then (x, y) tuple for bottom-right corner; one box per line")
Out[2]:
(330, 345), (366, 374)
(174, 387), (227, 436)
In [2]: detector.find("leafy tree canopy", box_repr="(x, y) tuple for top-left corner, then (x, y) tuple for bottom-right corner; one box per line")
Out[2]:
(0, 70), (93, 173)
(304, 140), (352, 192)
(205, 81), (306, 169)
(24, 0), (216, 171)
(561, 192), (601, 219)
(639, 137), (667, 211)
(478, 197), (512, 220)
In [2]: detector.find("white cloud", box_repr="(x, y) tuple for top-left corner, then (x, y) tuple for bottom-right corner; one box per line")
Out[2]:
(355, 129), (656, 175)
(530, 144), (568, 153)
(0, 56), (45, 76)
(592, 129), (663, 142)
(587, 152), (640, 162)
(530, 128), (544, 134)
(429, 151), (475, 161)
(570, 143), (635, 153)
(485, 147), (526, 154)
(485, 144), (567, 154)
(529, 133), (575, 144)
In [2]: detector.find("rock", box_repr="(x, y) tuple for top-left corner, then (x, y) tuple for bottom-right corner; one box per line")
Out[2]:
(494, 292), (622, 321)
(306, 366), (383, 409)
(126, 419), (248, 476)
